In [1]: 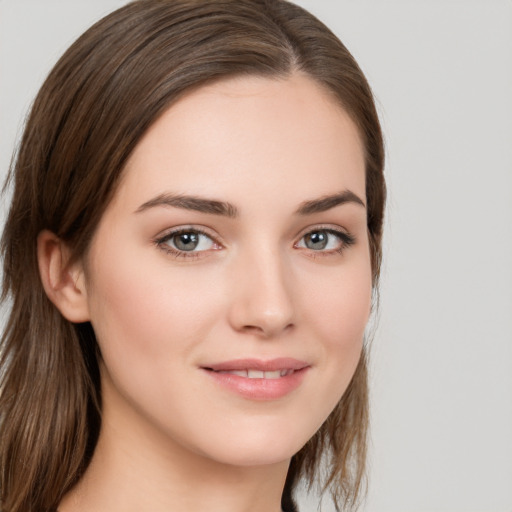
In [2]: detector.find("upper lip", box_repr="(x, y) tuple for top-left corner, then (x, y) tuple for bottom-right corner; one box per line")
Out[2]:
(202, 358), (310, 372)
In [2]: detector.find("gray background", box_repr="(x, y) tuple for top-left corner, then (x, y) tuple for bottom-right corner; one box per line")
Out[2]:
(1, 1), (511, 511)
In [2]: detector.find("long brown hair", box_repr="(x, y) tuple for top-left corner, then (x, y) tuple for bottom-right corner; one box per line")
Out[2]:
(0, 1), (385, 511)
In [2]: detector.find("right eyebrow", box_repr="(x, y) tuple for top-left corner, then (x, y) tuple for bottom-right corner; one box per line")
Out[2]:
(134, 193), (239, 218)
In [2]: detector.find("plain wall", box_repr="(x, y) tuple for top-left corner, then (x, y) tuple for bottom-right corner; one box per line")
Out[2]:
(1, 1), (511, 511)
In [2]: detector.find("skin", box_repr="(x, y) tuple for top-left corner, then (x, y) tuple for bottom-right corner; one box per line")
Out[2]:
(52, 73), (372, 512)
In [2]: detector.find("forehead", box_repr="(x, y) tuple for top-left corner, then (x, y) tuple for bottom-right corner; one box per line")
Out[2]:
(116, 73), (365, 213)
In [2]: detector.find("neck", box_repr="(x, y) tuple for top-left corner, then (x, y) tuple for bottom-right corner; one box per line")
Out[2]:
(59, 375), (289, 512)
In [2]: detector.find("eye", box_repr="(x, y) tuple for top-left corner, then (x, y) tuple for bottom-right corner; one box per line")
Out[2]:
(155, 228), (220, 257)
(295, 228), (355, 254)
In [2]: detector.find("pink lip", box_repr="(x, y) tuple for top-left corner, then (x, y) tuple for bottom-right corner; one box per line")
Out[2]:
(201, 358), (310, 401)
(204, 358), (309, 372)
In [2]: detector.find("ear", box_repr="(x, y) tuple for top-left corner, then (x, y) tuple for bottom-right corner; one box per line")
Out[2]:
(37, 230), (90, 323)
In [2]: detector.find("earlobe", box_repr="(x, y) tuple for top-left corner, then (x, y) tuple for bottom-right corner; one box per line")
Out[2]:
(37, 230), (90, 323)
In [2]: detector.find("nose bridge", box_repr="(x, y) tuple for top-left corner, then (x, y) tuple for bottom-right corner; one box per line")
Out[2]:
(228, 238), (295, 337)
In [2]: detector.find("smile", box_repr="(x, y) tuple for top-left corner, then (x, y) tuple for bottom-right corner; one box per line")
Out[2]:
(214, 369), (295, 378)
(202, 358), (310, 400)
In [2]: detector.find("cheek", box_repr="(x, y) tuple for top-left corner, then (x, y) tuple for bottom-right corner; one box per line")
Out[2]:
(85, 246), (223, 368)
(295, 254), (372, 418)
(305, 259), (372, 350)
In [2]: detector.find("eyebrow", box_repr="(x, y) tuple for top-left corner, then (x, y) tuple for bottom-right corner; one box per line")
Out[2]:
(135, 193), (239, 218)
(295, 190), (366, 215)
(135, 189), (365, 217)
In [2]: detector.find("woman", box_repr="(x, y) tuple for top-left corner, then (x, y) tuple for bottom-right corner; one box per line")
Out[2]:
(0, 1), (385, 511)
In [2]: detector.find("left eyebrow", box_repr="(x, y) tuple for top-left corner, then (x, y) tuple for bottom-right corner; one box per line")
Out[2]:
(295, 190), (366, 215)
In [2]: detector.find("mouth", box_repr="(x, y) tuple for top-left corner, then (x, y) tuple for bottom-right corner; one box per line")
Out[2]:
(209, 368), (295, 379)
(201, 358), (310, 400)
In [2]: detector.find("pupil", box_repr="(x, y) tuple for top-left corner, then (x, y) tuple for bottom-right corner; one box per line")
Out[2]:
(175, 232), (199, 251)
(306, 231), (328, 250)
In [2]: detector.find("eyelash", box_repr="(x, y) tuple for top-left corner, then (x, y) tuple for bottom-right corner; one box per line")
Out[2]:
(154, 227), (220, 259)
(154, 226), (356, 260)
(294, 226), (356, 258)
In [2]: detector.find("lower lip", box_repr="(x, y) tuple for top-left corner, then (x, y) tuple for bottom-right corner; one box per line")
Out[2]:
(202, 368), (309, 401)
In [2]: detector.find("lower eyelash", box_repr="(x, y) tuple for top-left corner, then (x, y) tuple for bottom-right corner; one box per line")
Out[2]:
(154, 228), (212, 259)
(158, 245), (202, 259)
(298, 228), (356, 259)
(153, 227), (356, 259)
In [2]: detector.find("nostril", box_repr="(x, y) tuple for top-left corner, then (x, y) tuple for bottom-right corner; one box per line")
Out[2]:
(241, 321), (294, 338)
(242, 324), (264, 333)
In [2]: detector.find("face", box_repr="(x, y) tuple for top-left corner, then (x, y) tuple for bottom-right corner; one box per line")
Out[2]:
(82, 74), (371, 468)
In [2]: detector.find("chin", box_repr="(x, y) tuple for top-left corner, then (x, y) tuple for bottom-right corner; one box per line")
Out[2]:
(203, 443), (296, 468)
(188, 416), (316, 468)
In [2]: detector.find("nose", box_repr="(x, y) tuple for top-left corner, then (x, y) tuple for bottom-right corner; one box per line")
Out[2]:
(227, 246), (295, 338)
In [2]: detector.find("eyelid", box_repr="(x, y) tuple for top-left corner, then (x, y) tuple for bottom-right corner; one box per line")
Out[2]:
(293, 224), (356, 254)
(153, 225), (224, 258)
(152, 223), (355, 260)
(294, 223), (353, 240)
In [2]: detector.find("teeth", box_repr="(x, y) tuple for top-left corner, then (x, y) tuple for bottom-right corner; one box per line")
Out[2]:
(218, 370), (248, 377)
(263, 370), (281, 379)
(217, 369), (294, 379)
